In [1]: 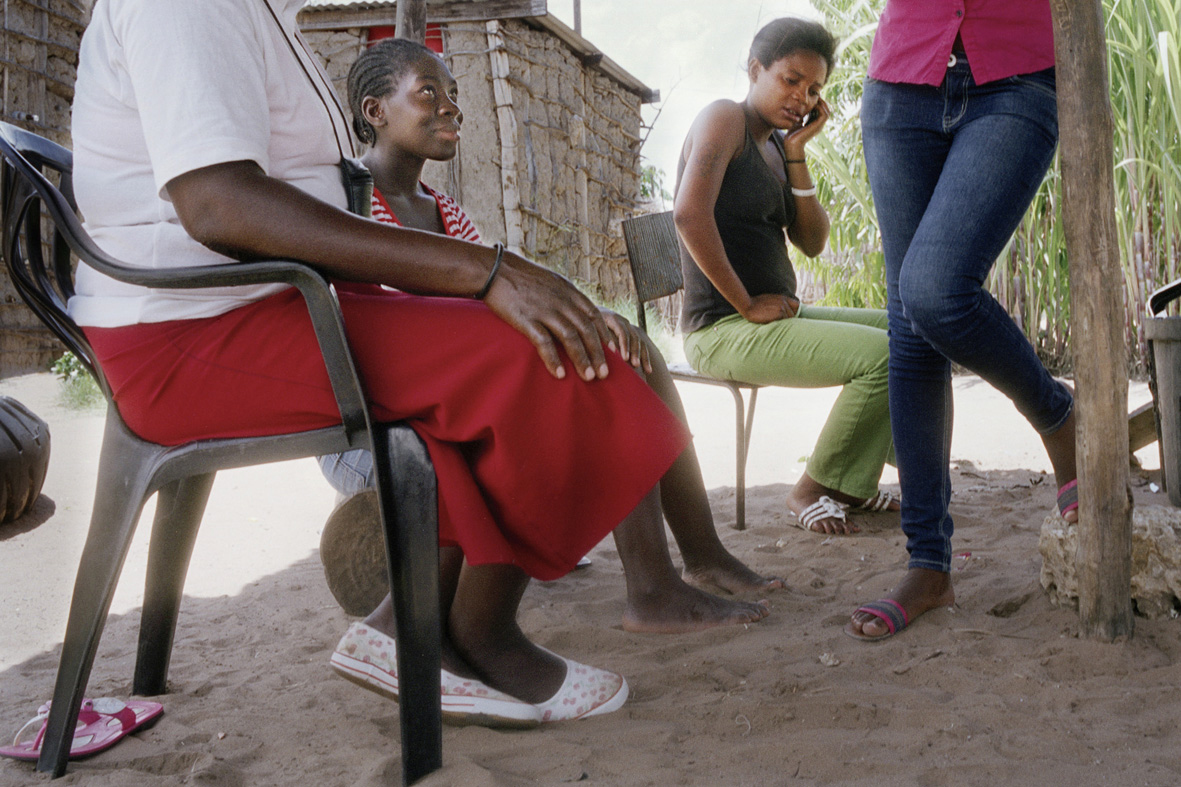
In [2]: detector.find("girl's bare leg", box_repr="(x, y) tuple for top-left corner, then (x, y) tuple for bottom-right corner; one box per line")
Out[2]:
(614, 485), (771, 634)
(446, 562), (566, 702)
(643, 342), (785, 593)
(362, 545), (486, 678)
(362, 551), (566, 700)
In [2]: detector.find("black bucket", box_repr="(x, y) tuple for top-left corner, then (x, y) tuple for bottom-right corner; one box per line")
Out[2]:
(1146, 279), (1181, 507)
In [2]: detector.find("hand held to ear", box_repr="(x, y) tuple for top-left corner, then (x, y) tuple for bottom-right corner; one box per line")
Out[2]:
(785, 97), (830, 150)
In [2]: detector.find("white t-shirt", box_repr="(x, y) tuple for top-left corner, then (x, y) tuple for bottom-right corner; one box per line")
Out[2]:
(68, 0), (352, 327)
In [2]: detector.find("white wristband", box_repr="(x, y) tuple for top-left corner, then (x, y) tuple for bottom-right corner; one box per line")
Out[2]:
(791, 186), (817, 198)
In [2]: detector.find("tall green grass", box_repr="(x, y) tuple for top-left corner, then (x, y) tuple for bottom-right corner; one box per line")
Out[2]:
(797, 3), (884, 310)
(805, 0), (1181, 374)
(1108, 0), (1181, 367)
(51, 351), (103, 409)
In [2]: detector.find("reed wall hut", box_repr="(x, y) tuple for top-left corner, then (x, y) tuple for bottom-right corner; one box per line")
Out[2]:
(299, 0), (659, 300)
(0, 0), (656, 376)
(0, 0), (86, 376)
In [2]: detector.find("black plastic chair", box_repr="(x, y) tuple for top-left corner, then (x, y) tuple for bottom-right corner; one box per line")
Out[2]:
(0, 122), (443, 785)
(621, 210), (761, 530)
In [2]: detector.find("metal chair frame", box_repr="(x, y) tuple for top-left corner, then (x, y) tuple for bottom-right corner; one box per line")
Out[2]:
(622, 210), (760, 530)
(0, 122), (442, 785)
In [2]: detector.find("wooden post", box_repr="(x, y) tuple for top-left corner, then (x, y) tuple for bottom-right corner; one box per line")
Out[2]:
(1049, 0), (1134, 640)
(571, 114), (591, 280)
(396, 0), (428, 43)
(485, 20), (526, 252)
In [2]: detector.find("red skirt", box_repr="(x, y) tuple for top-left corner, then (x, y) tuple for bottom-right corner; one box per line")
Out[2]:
(84, 286), (688, 581)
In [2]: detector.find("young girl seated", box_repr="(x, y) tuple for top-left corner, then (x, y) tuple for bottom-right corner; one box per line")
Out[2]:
(321, 40), (780, 659)
(674, 17), (898, 536)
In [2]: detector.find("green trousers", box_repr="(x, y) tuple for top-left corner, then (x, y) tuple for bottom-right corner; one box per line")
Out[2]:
(684, 306), (893, 500)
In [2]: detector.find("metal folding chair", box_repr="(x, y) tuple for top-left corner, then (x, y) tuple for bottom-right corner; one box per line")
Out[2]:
(622, 210), (761, 530)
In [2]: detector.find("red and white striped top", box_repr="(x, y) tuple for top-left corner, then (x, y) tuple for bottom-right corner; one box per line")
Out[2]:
(370, 184), (481, 242)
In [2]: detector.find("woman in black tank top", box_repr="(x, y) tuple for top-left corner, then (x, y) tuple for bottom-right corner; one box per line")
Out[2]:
(674, 17), (898, 537)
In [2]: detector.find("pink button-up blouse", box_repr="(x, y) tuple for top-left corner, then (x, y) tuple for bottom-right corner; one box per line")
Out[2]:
(867, 0), (1055, 87)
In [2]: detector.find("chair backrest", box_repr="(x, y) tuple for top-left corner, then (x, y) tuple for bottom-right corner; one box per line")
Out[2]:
(0, 123), (114, 396)
(621, 210), (682, 334)
(0, 121), (374, 446)
(1149, 277), (1181, 317)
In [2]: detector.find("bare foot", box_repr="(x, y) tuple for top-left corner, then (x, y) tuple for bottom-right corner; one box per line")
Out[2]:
(621, 583), (770, 634)
(786, 474), (858, 535)
(845, 567), (955, 640)
(682, 549), (785, 595)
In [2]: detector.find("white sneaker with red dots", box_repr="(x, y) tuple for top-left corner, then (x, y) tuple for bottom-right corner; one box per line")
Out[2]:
(330, 623), (541, 729)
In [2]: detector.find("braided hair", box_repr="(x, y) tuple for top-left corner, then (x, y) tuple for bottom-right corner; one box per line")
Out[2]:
(348, 38), (441, 146)
(749, 17), (837, 77)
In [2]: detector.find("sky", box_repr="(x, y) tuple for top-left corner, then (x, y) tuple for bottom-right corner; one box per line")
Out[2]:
(546, 0), (820, 198)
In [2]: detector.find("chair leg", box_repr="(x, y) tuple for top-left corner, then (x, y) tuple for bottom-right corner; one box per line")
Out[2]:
(134, 472), (216, 696)
(372, 424), (442, 786)
(743, 387), (759, 494)
(743, 388), (759, 467)
(37, 416), (161, 776)
(725, 385), (749, 530)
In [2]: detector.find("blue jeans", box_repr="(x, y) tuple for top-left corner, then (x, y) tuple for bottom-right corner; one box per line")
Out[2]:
(861, 60), (1073, 572)
(319, 450), (373, 496)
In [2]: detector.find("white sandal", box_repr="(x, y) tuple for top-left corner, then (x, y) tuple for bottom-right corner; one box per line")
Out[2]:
(849, 490), (897, 512)
(795, 496), (848, 532)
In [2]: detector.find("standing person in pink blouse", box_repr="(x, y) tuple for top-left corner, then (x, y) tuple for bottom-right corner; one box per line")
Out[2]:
(846, 0), (1078, 641)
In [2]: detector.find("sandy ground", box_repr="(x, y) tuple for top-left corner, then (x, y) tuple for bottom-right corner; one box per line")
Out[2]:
(0, 370), (1176, 787)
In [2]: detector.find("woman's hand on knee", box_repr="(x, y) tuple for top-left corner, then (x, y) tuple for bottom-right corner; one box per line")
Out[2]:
(741, 293), (799, 324)
(483, 254), (614, 381)
(598, 309), (653, 374)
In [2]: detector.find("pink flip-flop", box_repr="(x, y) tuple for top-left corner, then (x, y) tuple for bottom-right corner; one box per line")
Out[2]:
(0, 697), (163, 761)
(1057, 479), (1079, 520)
(844, 598), (910, 642)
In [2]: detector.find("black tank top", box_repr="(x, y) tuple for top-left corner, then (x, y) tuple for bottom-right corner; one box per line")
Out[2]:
(678, 124), (797, 334)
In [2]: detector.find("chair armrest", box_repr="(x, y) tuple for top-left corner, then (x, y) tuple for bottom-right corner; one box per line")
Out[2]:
(150, 260), (373, 450)
(2, 123), (372, 448)
(26, 158), (370, 449)
(1148, 278), (1181, 317)
(143, 259), (372, 449)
